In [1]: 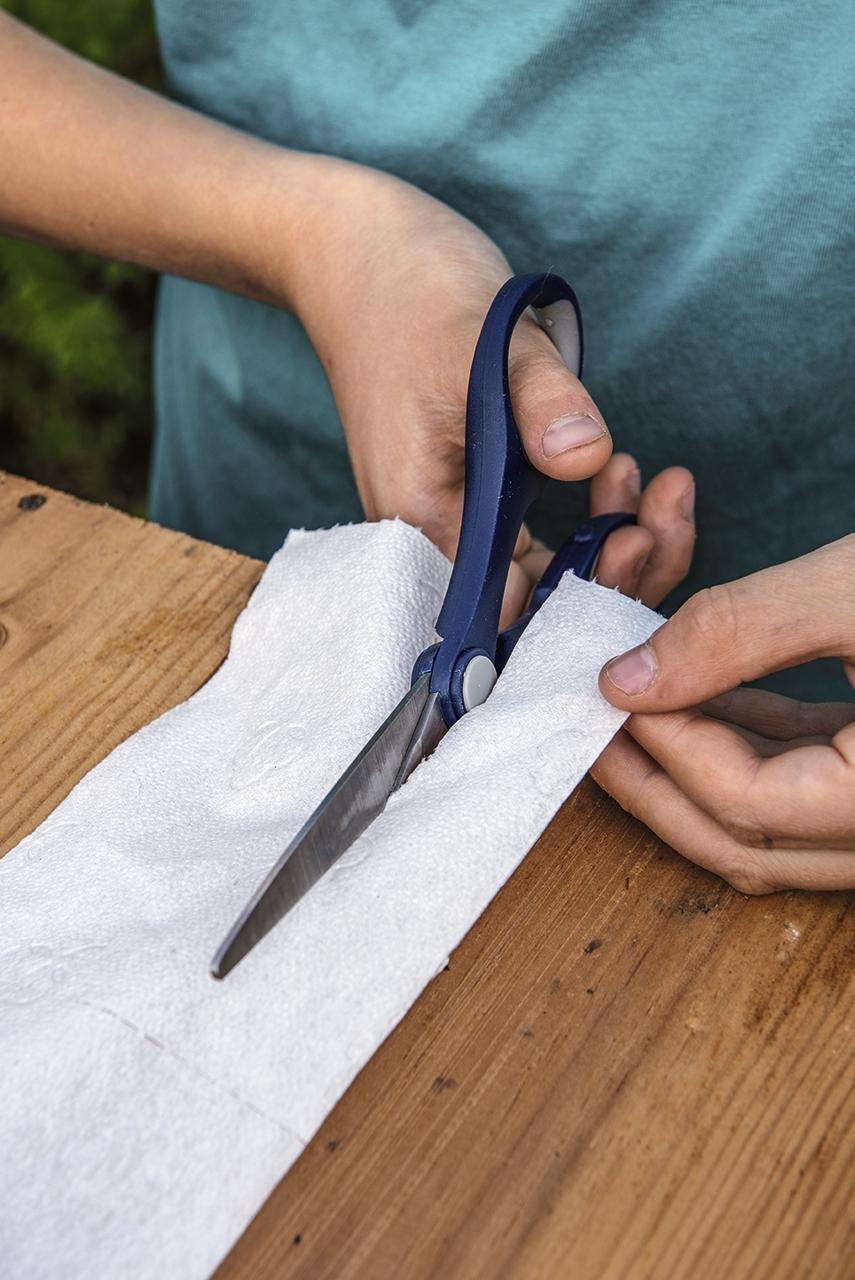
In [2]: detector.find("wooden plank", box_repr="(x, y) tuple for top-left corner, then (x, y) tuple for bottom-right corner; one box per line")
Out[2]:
(219, 798), (853, 1280)
(1, 473), (852, 1279)
(0, 471), (262, 854)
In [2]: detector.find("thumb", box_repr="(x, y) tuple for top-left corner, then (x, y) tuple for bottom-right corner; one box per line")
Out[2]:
(598, 538), (855, 711)
(508, 315), (613, 481)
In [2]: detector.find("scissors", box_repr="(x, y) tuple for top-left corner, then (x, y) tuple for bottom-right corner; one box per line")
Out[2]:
(211, 272), (634, 979)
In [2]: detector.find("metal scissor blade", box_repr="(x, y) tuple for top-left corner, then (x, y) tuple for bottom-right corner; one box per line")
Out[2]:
(211, 674), (442, 979)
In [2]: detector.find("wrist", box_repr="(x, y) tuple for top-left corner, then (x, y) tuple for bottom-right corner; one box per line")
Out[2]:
(248, 155), (405, 318)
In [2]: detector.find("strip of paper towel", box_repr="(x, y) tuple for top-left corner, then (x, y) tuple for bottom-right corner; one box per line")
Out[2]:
(0, 520), (661, 1280)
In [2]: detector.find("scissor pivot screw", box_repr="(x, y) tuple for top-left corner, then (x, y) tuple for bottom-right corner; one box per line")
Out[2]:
(461, 654), (498, 711)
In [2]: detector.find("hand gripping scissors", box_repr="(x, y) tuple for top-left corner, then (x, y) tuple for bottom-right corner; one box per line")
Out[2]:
(211, 272), (633, 978)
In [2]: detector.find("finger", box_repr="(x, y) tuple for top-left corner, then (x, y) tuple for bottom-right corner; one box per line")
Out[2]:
(725, 847), (855, 890)
(504, 529), (550, 623)
(594, 524), (655, 596)
(726, 725), (835, 757)
(589, 452), (641, 515)
(591, 731), (855, 892)
(599, 536), (855, 711)
(589, 456), (695, 607)
(512, 523), (533, 563)
(507, 314), (613, 482)
(517, 540), (552, 593)
(624, 710), (855, 847)
(634, 466), (696, 607)
(500, 559), (532, 628)
(703, 688), (855, 741)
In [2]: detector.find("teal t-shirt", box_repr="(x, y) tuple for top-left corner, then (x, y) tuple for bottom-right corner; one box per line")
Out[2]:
(150, 1), (854, 699)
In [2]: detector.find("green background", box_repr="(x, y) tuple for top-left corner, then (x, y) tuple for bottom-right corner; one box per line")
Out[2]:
(0, 0), (159, 515)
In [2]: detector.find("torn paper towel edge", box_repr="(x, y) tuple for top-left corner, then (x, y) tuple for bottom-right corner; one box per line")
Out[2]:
(0, 520), (661, 1280)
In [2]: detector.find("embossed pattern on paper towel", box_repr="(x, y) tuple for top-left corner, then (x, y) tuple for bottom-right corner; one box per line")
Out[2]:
(0, 519), (661, 1280)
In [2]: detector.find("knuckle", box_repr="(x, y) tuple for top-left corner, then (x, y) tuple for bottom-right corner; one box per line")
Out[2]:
(719, 849), (778, 896)
(683, 584), (741, 652)
(715, 770), (774, 850)
(717, 807), (767, 848)
(507, 348), (596, 426)
(509, 351), (569, 399)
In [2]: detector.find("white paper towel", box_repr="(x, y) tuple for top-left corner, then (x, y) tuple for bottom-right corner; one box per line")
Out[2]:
(0, 519), (661, 1279)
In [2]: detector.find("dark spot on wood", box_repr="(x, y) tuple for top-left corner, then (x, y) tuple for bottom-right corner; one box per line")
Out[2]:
(656, 890), (727, 919)
(549, 977), (561, 993)
(625, 876), (630, 890)
(432, 1075), (457, 1093)
(520, 1028), (533, 1038)
(18, 494), (47, 511)
(293, 1233), (302, 1245)
(675, 893), (722, 916)
(326, 1139), (340, 1152)
(0, 622), (7, 650)
(442, 961), (450, 972)
(183, 544), (197, 557)
(585, 987), (594, 995)
(583, 938), (602, 954)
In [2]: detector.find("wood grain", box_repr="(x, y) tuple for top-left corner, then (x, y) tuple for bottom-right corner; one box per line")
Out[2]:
(0, 471), (262, 855)
(1, 473), (852, 1279)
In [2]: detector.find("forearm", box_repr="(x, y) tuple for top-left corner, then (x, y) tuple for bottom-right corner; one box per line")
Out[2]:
(0, 12), (357, 310)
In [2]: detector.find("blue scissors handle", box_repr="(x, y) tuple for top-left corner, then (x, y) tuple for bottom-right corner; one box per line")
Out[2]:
(494, 511), (636, 670)
(413, 272), (635, 726)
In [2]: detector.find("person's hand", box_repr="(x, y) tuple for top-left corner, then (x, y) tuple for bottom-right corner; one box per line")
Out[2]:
(592, 537), (855, 892)
(0, 21), (694, 608)
(287, 166), (694, 619)
(519, 449), (696, 618)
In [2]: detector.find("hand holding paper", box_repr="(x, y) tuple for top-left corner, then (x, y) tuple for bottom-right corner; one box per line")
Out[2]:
(595, 536), (855, 891)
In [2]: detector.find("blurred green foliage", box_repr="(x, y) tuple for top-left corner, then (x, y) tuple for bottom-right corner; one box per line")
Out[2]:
(0, 0), (160, 514)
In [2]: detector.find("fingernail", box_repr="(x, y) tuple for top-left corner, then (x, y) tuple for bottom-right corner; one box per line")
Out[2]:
(542, 414), (606, 459)
(604, 642), (658, 695)
(681, 483), (696, 522)
(627, 468), (642, 498)
(632, 551), (649, 583)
